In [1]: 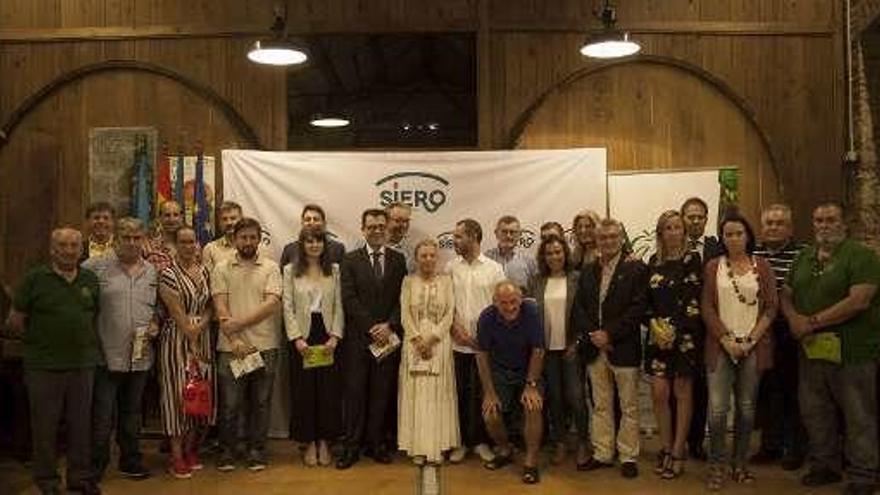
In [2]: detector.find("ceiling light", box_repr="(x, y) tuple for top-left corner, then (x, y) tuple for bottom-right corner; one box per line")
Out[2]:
(580, 1), (641, 60)
(248, 5), (308, 67)
(310, 115), (351, 128)
(248, 40), (308, 66)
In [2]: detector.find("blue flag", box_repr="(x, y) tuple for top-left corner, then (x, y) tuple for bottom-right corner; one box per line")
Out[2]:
(131, 137), (152, 225)
(194, 153), (211, 245)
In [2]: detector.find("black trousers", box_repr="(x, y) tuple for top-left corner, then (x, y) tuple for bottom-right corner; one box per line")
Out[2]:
(686, 370), (708, 450)
(454, 352), (489, 448)
(756, 324), (806, 456)
(291, 314), (341, 443)
(25, 368), (94, 491)
(341, 337), (399, 451)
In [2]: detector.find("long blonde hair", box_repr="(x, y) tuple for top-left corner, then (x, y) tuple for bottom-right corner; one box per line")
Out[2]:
(571, 209), (600, 268)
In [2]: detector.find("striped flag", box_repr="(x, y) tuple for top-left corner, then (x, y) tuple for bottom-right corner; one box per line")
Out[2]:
(156, 145), (172, 208)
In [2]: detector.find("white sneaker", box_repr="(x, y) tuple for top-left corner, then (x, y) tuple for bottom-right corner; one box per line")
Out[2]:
(475, 443), (495, 462)
(448, 446), (467, 463)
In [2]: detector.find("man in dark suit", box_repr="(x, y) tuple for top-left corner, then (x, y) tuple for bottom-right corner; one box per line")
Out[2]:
(574, 218), (647, 479)
(336, 208), (407, 469)
(279, 204), (346, 269)
(680, 196), (722, 461)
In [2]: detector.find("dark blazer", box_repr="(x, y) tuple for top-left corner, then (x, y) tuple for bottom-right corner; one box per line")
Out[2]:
(279, 237), (346, 270)
(531, 271), (581, 348)
(573, 257), (648, 367)
(340, 246), (407, 346)
(700, 235), (723, 264)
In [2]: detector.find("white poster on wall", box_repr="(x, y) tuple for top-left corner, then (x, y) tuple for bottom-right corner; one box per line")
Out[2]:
(222, 148), (608, 264)
(609, 169), (726, 259)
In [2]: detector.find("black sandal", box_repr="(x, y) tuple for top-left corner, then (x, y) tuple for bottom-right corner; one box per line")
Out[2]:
(484, 452), (513, 470)
(522, 466), (540, 484)
(654, 450), (671, 475)
(661, 456), (685, 480)
(731, 467), (755, 484)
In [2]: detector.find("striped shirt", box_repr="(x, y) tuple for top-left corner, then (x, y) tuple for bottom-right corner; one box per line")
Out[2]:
(754, 241), (803, 290)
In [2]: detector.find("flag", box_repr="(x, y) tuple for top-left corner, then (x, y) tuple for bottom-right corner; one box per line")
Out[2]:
(194, 151), (212, 245)
(174, 153), (186, 218)
(156, 145), (172, 208)
(131, 136), (152, 225)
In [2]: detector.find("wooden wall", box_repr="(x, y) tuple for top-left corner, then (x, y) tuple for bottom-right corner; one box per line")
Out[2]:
(0, 0), (845, 284)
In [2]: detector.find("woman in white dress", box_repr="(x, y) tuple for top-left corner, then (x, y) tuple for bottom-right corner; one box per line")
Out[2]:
(398, 238), (460, 465)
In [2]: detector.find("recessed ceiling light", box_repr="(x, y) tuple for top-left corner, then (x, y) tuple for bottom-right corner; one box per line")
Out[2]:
(310, 115), (351, 128)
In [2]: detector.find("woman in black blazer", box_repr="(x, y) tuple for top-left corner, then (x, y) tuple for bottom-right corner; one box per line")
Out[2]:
(530, 234), (589, 468)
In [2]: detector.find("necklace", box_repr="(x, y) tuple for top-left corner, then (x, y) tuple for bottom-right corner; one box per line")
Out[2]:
(724, 256), (758, 306)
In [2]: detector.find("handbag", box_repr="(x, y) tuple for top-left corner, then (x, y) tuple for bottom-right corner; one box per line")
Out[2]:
(183, 358), (213, 417)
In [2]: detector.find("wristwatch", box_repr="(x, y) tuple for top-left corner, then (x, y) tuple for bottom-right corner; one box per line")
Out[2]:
(525, 379), (539, 388)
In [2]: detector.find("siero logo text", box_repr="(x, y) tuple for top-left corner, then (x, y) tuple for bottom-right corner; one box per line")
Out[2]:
(375, 171), (449, 213)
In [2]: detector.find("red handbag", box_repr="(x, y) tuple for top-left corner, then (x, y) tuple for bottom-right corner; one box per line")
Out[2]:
(183, 359), (212, 417)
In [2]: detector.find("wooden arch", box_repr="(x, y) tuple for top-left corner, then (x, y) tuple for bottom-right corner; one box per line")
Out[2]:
(505, 54), (783, 192)
(0, 59), (263, 150)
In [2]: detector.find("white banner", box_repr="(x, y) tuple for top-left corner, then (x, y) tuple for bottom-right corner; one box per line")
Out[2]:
(222, 149), (607, 263)
(609, 169), (723, 259)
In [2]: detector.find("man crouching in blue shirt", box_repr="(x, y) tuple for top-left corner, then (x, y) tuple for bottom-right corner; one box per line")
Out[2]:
(475, 280), (545, 484)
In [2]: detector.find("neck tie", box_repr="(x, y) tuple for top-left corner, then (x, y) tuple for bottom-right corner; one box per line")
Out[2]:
(371, 250), (383, 279)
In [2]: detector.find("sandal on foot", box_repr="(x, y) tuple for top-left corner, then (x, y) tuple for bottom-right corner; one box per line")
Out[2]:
(661, 456), (685, 480)
(654, 450), (671, 475)
(732, 467), (755, 484)
(522, 466), (540, 484)
(484, 452), (513, 470)
(707, 464), (725, 491)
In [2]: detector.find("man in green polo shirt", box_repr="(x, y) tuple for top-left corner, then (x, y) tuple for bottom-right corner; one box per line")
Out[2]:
(782, 201), (880, 495)
(8, 227), (101, 495)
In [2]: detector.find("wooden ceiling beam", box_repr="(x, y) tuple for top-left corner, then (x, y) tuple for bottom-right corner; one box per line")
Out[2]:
(0, 20), (834, 44)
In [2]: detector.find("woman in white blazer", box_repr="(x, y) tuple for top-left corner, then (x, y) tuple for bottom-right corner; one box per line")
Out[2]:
(283, 228), (344, 467)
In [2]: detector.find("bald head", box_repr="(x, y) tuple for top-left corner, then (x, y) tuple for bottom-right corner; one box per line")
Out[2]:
(493, 280), (523, 322)
(50, 227), (83, 271)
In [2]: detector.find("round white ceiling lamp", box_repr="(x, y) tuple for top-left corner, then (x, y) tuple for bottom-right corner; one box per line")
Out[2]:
(248, 5), (308, 67)
(580, 1), (641, 59)
(248, 40), (308, 66)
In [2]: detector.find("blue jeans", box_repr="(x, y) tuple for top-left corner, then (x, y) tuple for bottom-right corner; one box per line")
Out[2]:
(544, 350), (589, 445)
(91, 367), (149, 479)
(799, 356), (877, 484)
(707, 352), (760, 466)
(217, 349), (278, 457)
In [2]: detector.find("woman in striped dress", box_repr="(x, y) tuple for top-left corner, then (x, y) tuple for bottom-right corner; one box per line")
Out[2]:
(158, 226), (214, 479)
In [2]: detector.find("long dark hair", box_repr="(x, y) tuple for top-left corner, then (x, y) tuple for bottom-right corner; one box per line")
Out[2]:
(294, 228), (332, 277)
(536, 234), (571, 277)
(718, 213), (757, 255)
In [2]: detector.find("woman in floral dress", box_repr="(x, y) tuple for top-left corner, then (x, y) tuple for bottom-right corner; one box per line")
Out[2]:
(645, 210), (703, 479)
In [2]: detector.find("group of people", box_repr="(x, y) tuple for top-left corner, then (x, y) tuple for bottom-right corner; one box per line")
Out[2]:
(7, 194), (879, 495)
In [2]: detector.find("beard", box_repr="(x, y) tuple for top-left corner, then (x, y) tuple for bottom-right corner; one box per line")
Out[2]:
(816, 230), (846, 247)
(238, 246), (257, 259)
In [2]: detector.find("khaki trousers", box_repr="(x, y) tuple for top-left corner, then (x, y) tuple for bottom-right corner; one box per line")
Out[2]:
(588, 351), (640, 463)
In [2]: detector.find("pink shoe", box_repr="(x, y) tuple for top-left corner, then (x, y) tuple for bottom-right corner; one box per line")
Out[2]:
(170, 458), (193, 479)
